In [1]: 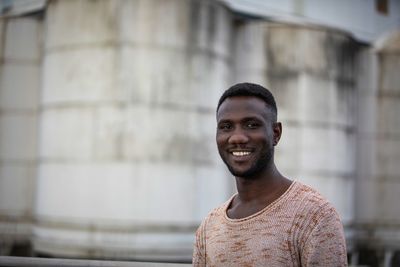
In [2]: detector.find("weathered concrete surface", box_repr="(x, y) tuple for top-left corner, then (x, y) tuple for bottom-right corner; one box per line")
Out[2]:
(34, 0), (233, 261)
(375, 34), (400, 226)
(352, 31), (400, 265)
(376, 30), (400, 210)
(233, 23), (358, 225)
(0, 16), (41, 254)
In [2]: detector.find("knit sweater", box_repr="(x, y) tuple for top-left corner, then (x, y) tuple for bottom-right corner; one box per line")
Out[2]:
(193, 181), (347, 267)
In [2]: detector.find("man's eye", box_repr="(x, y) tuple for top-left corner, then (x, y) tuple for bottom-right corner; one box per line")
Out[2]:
(218, 124), (232, 130)
(246, 122), (259, 129)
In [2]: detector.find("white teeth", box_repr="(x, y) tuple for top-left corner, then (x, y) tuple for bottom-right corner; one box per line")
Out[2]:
(232, 151), (251, 156)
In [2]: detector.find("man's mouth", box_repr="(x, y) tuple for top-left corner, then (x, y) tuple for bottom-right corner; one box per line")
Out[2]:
(231, 151), (252, 157)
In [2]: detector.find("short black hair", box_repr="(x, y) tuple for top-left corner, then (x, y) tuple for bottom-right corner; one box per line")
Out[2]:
(217, 82), (278, 120)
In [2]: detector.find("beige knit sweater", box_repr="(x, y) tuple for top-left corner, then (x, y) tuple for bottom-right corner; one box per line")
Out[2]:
(193, 181), (347, 267)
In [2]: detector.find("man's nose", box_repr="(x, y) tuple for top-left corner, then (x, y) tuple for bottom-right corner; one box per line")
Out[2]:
(228, 128), (249, 144)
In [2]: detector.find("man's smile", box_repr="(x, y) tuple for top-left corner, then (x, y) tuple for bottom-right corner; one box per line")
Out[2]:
(231, 151), (251, 157)
(228, 149), (255, 161)
(228, 147), (254, 156)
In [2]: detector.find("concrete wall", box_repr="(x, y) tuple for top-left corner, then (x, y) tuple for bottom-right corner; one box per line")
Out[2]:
(374, 31), (400, 228)
(0, 16), (41, 254)
(33, 0), (232, 261)
(353, 31), (400, 265)
(233, 22), (357, 227)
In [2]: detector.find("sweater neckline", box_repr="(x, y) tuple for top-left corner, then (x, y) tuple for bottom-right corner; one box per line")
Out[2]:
(223, 180), (298, 223)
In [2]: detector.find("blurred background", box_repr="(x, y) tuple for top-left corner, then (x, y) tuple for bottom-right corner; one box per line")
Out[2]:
(0, 0), (399, 266)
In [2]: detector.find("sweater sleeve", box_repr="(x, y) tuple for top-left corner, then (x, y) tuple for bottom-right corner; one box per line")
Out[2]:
(193, 220), (206, 266)
(301, 207), (348, 267)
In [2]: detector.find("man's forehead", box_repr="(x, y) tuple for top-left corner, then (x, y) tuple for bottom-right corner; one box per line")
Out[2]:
(217, 96), (270, 118)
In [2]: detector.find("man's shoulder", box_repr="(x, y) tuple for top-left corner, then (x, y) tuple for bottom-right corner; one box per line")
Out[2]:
(290, 181), (340, 219)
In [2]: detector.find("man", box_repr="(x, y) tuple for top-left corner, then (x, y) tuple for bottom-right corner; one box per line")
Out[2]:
(193, 83), (347, 266)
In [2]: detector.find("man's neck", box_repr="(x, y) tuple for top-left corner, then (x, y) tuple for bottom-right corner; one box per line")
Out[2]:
(227, 165), (292, 219)
(236, 165), (289, 202)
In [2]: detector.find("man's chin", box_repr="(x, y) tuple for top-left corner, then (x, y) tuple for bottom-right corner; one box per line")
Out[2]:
(227, 166), (258, 179)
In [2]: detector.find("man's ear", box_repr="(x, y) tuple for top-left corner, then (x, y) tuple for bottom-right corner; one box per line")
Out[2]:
(273, 122), (282, 146)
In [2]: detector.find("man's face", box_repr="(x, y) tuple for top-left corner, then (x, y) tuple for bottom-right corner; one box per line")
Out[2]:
(216, 96), (280, 178)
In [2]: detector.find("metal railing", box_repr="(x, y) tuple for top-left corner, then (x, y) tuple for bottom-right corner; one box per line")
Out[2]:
(0, 256), (191, 267)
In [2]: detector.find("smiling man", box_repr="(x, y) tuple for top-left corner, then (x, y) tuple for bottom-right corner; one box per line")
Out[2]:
(193, 83), (347, 266)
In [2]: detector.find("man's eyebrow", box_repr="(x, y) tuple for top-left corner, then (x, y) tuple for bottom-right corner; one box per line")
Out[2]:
(217, 119), (231, 124)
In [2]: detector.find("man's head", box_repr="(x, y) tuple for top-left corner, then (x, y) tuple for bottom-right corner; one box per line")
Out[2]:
(216, 83), (281, 179)
(217, 82), (278, 122)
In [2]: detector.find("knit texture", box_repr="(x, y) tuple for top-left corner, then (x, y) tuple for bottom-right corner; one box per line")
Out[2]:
(193, 181), (347, 266)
